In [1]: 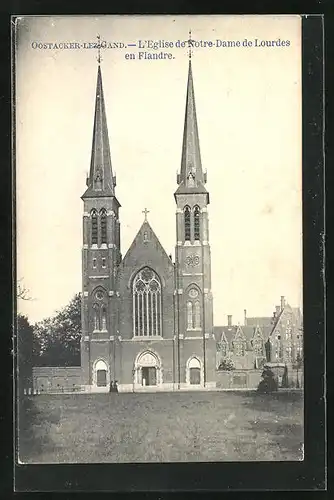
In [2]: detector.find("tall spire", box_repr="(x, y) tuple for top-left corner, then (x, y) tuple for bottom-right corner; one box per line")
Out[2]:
(175, 36), (208, 199)
(82, 41), (116, 199)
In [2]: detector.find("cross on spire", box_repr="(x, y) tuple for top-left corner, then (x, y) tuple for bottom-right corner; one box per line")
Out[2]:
(97, 34), (102, 65)
(142, 208), (150, 222)
(188, 29), (193, 60)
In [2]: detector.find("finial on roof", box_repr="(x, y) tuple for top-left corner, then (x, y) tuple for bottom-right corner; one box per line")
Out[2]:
(142, 207), (150, 222)
(97, 34), (102, 65)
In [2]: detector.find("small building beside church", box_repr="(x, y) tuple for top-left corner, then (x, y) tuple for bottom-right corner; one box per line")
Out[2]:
(215, 297), (303, 375)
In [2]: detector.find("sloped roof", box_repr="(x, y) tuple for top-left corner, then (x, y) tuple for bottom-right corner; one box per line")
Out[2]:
(268, 303), (302, 339)
(213, 324), (270, 347)
(245, 316), (273, 327)
(121, 219), (172, 268)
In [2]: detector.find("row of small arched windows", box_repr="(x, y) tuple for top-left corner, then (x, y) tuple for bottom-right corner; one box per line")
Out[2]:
(91, 209), (107, 245)
(184, 205), (200, 241)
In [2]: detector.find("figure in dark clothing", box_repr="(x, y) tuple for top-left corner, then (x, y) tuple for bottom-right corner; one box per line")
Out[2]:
(257, 368), (278, 393)
(113, 381), (119, 393)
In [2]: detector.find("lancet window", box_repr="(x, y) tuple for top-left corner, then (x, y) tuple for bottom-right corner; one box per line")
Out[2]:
(194, 205), (201, 240)
(92, 289), (108, 332)
(186, 287), (201, 330)
(100, 209), (107, 244)
(133, 267), (162, 337)
(253, 337), (264, 356)
(91, 209), (98, 245)
(184, 206), (191, 241)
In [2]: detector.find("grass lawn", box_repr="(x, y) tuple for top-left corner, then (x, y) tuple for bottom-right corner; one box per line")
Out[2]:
(18, 391), (303, 463)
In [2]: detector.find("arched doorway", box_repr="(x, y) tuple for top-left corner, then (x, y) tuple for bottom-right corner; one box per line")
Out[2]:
(186, 357), (202, 386)
(134, 351), (162, 387)
(93, 359), (109, 387)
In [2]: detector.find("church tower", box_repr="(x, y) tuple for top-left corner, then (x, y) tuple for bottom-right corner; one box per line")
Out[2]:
(80, 57), (121, 389)
(174, 49), (216, 388)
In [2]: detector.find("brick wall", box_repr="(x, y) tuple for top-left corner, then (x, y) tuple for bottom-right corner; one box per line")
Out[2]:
(32, 366), (82, 392)
(216, 369), (262, 389)
(216, 368), (304, 390)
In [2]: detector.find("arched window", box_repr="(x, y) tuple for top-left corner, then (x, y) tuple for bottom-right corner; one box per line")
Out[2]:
(187, 301), (193, 329)
(101, 305), (107, 331)
(186, 287), (201, 330)
(275, 338), (282, 359)
(194, 301), (201, 328)
(184, 206), (191, 241)
(100, 209), (107, 245)
(221, 341), (227, 357)
(194, 205), (200, 240)
(92, 289), (107, 332)
(234, 340), (245, 356)
(91, 210), (98, 245)
(133, 267), (162, 337)
(93, 303), (100, 331)
(253, 338), (264, 356)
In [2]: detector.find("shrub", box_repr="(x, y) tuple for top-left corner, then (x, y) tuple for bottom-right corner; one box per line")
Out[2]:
(218, 358), (235, 371)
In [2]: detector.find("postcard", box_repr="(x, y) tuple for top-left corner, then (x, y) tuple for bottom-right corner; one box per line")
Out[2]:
(15, 14), (304, 465)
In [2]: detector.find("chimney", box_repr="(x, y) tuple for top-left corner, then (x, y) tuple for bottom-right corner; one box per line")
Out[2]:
(227, 315), (232, 327)
(244, 309), (247, 325)
(280, 296), (285, 311)
(275, 305), (280, 316)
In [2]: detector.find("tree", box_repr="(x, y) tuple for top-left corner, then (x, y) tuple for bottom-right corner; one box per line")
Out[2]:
(17, 279), (33, 301)
(33, 293), (81, 366)
(218, 357), (235, 371)
(17, 314), (33, 396)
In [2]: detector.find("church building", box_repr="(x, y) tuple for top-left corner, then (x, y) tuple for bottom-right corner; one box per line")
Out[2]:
(30, 53), (303, 394)
(80, 54), (217, 392)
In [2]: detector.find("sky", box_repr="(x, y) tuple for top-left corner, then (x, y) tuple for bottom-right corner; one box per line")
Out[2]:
(16, 15), (303, 325)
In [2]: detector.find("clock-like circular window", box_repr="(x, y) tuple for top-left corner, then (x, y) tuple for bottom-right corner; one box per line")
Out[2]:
(95, 290), (104, 300)
(185, 254), (200, 267)
(189, 288), (199, 299)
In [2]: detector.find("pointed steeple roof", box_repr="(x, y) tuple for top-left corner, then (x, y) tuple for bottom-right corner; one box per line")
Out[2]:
(82, 64), (117, 199)
(175, 58), (208, 201)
